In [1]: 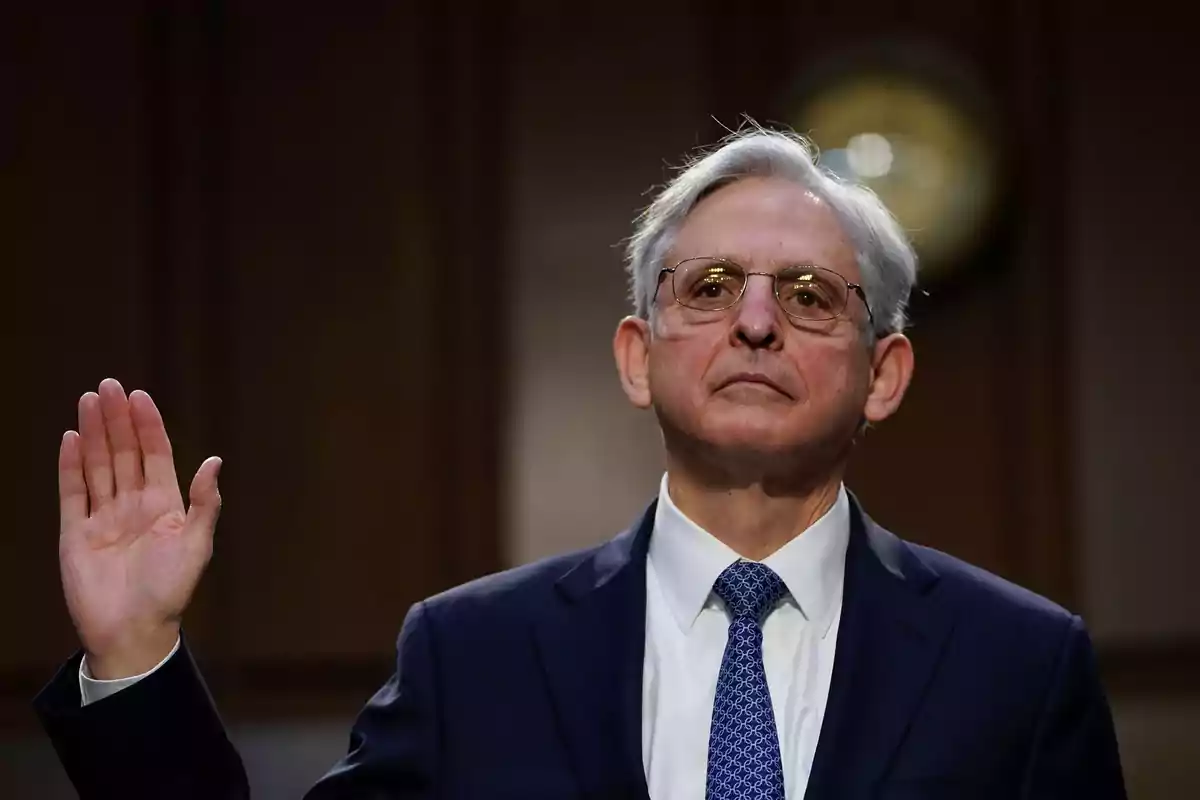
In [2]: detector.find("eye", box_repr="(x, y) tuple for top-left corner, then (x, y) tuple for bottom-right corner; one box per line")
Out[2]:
(777, 269), (844, 319)
(694, 272), (736, 299)
(676, 260), (745, 310)
(795, 284), (833, 308)
(781, 278), (833, 308)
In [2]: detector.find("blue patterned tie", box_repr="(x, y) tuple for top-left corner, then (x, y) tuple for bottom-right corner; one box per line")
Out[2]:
(706, 561), (788, 800)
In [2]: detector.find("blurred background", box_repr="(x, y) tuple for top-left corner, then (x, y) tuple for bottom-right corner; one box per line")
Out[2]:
(3, 1), (1198, 797)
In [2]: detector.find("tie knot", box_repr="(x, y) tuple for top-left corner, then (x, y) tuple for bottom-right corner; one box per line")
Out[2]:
(712, 561), (787, 623)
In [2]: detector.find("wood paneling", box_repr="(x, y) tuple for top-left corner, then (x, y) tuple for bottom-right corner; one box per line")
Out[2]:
(5, 6), (156, 672)
(14, 0), (1189, 730)
(2, 2), (507, 716)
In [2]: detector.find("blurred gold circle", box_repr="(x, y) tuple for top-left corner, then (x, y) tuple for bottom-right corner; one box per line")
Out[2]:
(794, 72), (1000, 280)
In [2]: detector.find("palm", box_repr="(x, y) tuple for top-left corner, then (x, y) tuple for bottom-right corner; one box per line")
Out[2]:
(62, 486), (198, 647)
(57, 380), (222, 662)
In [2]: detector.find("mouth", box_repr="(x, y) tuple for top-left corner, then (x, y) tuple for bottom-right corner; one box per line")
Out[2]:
(715, 372), (793, 399)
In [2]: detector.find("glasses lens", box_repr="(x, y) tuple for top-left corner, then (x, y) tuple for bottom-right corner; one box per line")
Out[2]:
(776, 266), (849, 321)
(673, 259), (745, 311)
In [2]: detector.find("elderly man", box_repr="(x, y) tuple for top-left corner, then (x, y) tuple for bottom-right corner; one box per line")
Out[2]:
(37, 130), (1126, 799)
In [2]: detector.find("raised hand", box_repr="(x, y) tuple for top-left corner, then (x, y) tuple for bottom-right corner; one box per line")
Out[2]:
(58, 379), (223, 679)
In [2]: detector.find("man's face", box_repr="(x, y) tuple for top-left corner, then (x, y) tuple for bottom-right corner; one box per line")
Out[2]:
(633, 177), (877, 473)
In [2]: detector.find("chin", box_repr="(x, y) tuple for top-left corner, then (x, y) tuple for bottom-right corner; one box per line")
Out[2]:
(697, 410), (798, 454)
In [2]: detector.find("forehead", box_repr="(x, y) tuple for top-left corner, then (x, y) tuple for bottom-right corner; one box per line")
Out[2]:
(669, 176), (859, 279)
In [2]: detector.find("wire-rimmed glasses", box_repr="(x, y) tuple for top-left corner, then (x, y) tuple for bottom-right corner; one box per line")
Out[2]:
(655, 257), (875, 329)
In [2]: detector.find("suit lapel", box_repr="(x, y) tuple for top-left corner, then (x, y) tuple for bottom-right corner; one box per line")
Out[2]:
(534, 505), (654, 800)
(806, 499), (957, 800)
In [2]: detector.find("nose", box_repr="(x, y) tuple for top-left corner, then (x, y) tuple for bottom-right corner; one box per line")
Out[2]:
(729, 273), (783, 351)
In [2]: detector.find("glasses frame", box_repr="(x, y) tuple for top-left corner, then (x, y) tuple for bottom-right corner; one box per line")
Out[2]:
(654, 257), (876, 330)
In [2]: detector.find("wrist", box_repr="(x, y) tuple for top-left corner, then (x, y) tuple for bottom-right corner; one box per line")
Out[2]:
(84, 623), (180, 680)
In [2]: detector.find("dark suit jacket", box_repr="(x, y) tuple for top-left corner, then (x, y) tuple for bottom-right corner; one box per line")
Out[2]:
(35, 497), (1126, 799)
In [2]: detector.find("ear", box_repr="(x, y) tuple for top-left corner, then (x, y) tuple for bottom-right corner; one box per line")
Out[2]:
(613, 315), (653, 409)
(863, 332), (914, 424)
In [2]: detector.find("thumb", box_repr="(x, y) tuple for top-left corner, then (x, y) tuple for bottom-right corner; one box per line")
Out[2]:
(185, 456), (223, 533)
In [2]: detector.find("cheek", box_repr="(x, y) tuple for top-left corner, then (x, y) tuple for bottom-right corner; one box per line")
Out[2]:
(793, 343), (870, 410)
(649, 347), (706, 407)
(647, 327), (721, 404)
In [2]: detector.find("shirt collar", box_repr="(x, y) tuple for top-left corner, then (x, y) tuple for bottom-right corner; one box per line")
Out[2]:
(648, 472), (850, 638)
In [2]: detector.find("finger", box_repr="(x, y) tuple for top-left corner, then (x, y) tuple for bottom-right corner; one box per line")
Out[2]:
(129, 389), (180, 497)
(59, 431), (89, 529)
(98, 378), (144, 495)
(185, 457), (223, 537)
(78, 392), (114, 510)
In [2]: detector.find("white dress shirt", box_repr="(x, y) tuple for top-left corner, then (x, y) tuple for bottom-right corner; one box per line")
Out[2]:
(642, 474), (849, 800)
(81, 476), (850, 800)
(79, 636), (179, 704)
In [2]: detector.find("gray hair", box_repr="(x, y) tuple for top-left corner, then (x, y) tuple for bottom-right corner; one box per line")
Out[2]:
(624, 127), (918, 338)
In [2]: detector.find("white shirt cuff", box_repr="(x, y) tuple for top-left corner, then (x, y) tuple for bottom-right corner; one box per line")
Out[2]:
(78, 636), (182, 707)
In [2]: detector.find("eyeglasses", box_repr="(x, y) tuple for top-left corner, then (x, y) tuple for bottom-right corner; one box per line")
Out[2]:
(655, 257), (875, 329)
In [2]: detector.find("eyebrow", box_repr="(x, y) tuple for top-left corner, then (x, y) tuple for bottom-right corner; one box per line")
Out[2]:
(702, 254), (825, 270)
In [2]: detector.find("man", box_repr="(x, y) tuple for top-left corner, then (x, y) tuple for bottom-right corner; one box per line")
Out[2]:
(36, 129), (1126, 798)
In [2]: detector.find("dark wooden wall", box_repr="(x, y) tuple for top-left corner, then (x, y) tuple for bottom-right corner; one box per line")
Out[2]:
(4, 0), (1193, 733)
(4, 0), (508, 720)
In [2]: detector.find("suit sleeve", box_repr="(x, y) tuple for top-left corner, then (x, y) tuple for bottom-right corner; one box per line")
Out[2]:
(1021, 615), (1127, 800)
(34, 636), (249, 800)
(305, 601), (442, 799)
